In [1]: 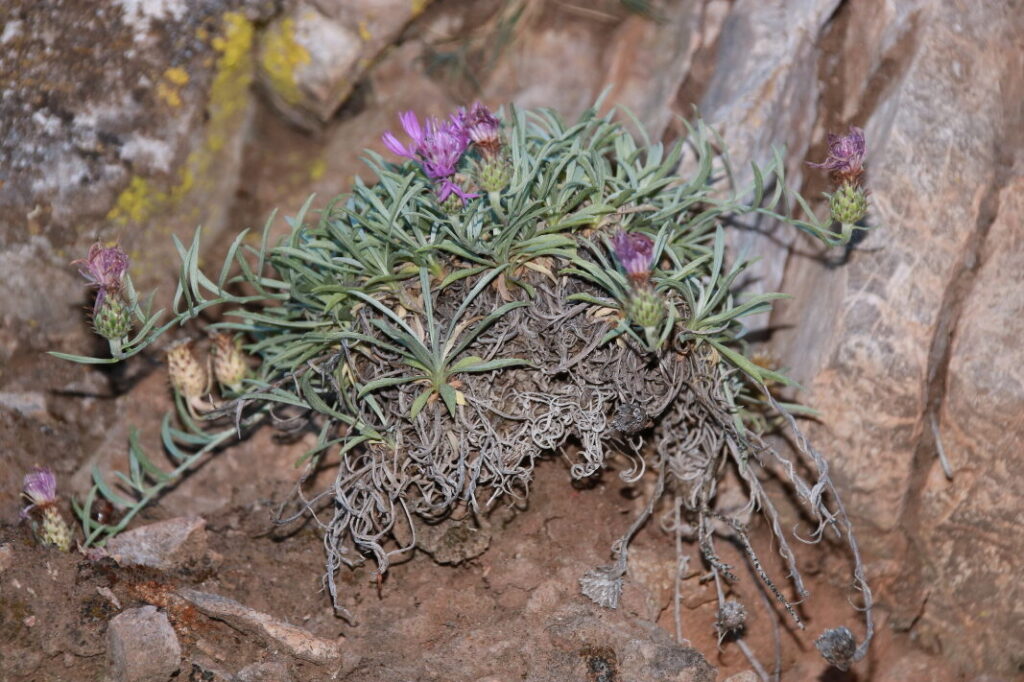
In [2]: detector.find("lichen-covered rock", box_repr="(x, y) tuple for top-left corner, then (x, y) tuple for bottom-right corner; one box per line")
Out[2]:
(0, 0), (264, 360)
(257, 0), (434, 128)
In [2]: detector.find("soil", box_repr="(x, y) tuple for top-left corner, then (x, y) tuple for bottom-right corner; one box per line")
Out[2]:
(0, 363), (965, 681)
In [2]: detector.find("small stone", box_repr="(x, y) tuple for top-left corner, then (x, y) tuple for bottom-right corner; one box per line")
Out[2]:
(0, 543), (14, 572)
(414, 516), (490, 565)
(235, 661), (293, 682)
(176, 588), (343, 664)
(104, 516), (207, 572)
(107, 606), (181, 682)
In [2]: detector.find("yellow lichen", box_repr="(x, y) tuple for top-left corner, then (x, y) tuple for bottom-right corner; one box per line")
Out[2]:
(108, 12), (254, 225)
(165, 67), (190, 85)
(207, 11), (255, 151)
(259, 18), (310, 106)
(156, 67), (191, 107)
(411, 0), (429, 17)
(108, 176), (155, 223)
(310, 158), (327, 181)
(358, 20), (372, 42)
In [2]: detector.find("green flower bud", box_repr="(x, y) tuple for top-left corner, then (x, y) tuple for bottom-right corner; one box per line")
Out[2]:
(829, 183), (868, 225)
(475, 156), (511, 194)
(628, 289), (666, 330)
(93, 295), (132, 342)
(440, 192), (465, 214)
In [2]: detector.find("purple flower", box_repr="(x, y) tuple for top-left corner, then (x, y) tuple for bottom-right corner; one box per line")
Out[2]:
(21, 466), (58, 518)
(382, 111), (478, 203)
(458, 102), (501, 157)
(809, 126), (865, 182)
(73, 243), (129, 312)
(612, 231), (655, 282)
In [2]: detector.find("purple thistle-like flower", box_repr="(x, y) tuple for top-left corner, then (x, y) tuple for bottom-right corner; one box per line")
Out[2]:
(809, 126), (866, 183)
(21, 466), (58, 518)
(382, 111), (477, 204)
(73, 243), (129, 312)
(458, 102), (502, 157)
(612, 231), (655, 282)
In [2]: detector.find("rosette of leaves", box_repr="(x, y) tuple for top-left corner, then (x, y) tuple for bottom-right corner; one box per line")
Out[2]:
(58, 102), (873, 666)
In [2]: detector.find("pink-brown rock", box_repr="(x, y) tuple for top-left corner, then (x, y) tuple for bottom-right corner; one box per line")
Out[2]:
(176, 588), (343, 664)
(104, 516), (208, 572)
(107, 606), (181, 682)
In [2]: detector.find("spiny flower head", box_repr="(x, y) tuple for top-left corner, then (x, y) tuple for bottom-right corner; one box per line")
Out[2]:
(211, 332), (248, 391)
(166, 340), (208, 400)
(612, 231), (655, 283)
(72, 243), (130, 312)
(809, 125), (866, 184)
(458, 102), (502, 158)
(21, 466), (58, 518)
(382, 111), (477, 204)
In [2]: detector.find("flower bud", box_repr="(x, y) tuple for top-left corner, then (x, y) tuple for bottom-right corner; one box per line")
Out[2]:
(474, 155), (511, 194)
(42, 507), (72, 551)
(829, 183), (868, 225)
(166, 340), (209, 402)
(627, 289), (666, 330)
(612, 231), (655, 284)
(21, 467), (72, 551)
(211, 333), (248, 392)
(92, 295), (133, 342)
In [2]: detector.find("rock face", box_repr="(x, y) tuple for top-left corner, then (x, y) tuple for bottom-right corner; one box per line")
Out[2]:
(766, 1), (1024, 675)
(0, 0), (263, 363)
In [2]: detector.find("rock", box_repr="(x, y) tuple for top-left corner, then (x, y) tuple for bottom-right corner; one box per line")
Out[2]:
(1, 1), (258, 361)
(0, 543), (13, 572)
(546, 607), (716, 682)
(104, 516), (208, 572)
(414, 515), (491, 565)
(914, 177), (1024, 673)
(599, 2), (702, 139)
(107, 606), (181, 682)
(187, 654), (234, 682)
(723, 672), (759, 682)
(694, 0), (843, 330)
(175, 588), (343, 664)
(766, 0), (1024, 676)
(235, 660), (293, 681)
(257, 0), (434, 128)
(258, 3), (361, 128)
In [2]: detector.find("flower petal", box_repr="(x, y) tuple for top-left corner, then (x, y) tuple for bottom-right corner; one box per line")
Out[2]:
(382, 132), (414, 159)
(398, 111), (424, 146)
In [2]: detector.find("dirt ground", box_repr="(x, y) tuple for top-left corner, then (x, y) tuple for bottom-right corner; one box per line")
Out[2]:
(0, 361), (964, 681)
